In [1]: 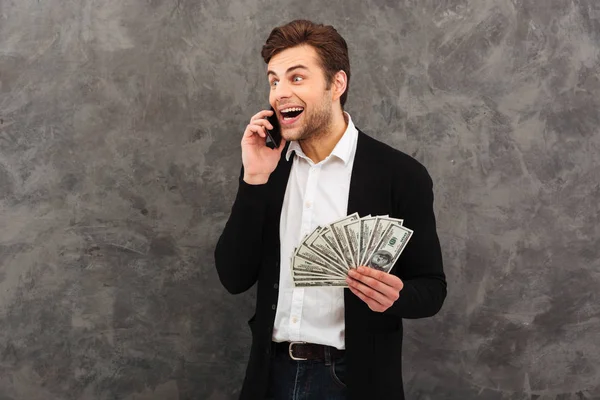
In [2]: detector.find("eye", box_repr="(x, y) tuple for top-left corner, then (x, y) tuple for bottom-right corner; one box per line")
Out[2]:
(270, 79), (279, 87)
(292, 75), (303, 82)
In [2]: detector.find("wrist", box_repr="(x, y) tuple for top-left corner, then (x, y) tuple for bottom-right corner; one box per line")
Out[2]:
(243, 173), (270, 185)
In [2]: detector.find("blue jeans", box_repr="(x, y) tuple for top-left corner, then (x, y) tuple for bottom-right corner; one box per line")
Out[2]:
(265, 343), (347, 400)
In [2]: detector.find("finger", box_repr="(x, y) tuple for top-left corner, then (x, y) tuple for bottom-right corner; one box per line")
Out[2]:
(254, 117), (274, 131)
(355, 266), (404, 291)
(348, 286), (385, 312)
(250, 109), (274, 122)
(346, 275), (394, 306)
(248, 116), (274, 131)
(243, 123), (268, 139)
(348, 269), (400, 300)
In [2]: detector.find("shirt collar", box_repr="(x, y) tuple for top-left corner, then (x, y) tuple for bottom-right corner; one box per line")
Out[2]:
(285, 112), (358, 165)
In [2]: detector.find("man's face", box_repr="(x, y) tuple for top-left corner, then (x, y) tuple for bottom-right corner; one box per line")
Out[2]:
(267, 45), (333, 142)
(372, 252), (390, 267)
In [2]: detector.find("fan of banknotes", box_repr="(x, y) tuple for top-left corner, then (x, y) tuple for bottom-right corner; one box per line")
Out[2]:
(291, 212), (413, 287)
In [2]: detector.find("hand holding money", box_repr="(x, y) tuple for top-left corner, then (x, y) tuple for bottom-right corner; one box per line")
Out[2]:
(346, 266), (404, 312)
(291, 213), (413, 290)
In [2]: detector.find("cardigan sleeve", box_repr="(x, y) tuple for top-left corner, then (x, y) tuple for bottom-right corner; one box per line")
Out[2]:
(384, 163), (447, 319)
(214, 167), (269, 294)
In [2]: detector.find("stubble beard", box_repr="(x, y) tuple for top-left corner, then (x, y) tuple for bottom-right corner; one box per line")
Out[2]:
(283, 95), (333, 143)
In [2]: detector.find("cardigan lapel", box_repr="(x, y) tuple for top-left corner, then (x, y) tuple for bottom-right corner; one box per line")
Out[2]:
(269, 142), (294, 207)
(347, 130), (391, 218)
(345, 131), (394, 330)
(265, 144), (294, 279)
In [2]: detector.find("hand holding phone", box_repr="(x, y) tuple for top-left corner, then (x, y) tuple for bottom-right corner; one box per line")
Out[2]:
(240, 108), (285, 185)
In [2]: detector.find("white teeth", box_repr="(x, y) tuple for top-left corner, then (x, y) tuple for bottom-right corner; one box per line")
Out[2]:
(281, 107), (304, 113)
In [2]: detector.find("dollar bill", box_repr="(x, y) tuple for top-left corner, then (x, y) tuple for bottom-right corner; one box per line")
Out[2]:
(389, 217), (404, 226)
(359, 216), (405, 265)
(320, 228), (344, 262)
(308, 227), (347, 270)
(294, 276), (346, 283)
(358, 216), (377, 266)
(293, 271), (342, 279)
(343, 220), (361, 268)
(329, 213), (360, 268)
(294, 280), (349, 287)
(360, 217), (392, 266)
(290, 214), (412, 287)
(295, 229), (348, 277)
(363, 223), (413, 273)
(292, 254), (347, 278)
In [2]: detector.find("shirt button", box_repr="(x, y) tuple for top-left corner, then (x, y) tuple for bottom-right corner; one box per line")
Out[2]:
(273, 283), (279, 289)
(292, 317), (298, 324)
(305, 201), (312, 208)
(271, 304), (276, 310)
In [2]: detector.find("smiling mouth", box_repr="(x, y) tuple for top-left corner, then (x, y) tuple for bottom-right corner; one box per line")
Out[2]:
(280, 107), (304, 121)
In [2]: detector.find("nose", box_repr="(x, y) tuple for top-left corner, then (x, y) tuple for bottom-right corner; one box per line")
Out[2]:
(273, 80), (292, 103)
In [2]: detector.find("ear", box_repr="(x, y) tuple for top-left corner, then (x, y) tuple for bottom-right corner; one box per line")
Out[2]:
(330, 70), (347, 103)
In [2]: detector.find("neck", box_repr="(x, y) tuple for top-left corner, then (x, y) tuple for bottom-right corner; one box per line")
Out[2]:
(300, 110), (348, 164)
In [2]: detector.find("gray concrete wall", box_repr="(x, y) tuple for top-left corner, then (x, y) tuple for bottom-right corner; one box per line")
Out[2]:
(1, 0), (599, 399)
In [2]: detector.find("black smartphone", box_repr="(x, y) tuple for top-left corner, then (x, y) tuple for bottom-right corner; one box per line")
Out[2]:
(265, 107), (281, 149)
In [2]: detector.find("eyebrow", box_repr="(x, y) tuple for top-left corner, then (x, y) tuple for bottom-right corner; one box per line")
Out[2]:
(267, 64), (309, 78)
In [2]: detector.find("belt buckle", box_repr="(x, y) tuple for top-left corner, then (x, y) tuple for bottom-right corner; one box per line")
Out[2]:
(288, 341), (307, 361)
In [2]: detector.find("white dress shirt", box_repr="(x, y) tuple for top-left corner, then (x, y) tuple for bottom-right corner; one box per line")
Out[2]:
(272, 113), (358, 350)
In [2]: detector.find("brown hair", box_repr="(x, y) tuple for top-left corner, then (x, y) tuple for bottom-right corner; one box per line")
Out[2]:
(261, 20), (351, 107)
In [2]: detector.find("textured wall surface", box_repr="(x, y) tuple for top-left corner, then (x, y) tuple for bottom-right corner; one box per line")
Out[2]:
(1, 0), (599, 399)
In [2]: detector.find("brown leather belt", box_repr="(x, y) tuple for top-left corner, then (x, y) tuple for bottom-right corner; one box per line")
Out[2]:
(272, 341), (345, 361)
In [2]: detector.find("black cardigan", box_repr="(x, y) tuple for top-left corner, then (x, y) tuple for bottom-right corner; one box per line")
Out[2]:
(215, 130), (447, 400)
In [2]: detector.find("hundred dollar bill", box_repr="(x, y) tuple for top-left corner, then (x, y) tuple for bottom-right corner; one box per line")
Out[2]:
(320, 227), (345, 265)
(293, 276), (346, 282)
(294, 280), (349, 288)
(358, 216), (377, 266)
(360, 217), (392, 266)
(294, 228), (347, 277)
(363, 223), (413, 273)
(359, 216), (404, 265)
(293, 269), (337, 277)
(388, 217), (404, 226)
(307, 227), (348, 272)
(293, 271), (339, 279)
(292, 254), (347, 279)
(342, 220), (361, 268)
(329, 213), (360, 268)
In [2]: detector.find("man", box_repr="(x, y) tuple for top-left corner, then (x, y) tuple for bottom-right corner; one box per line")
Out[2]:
(366, 250), (394, 272)
(214, 20), (447, 400)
